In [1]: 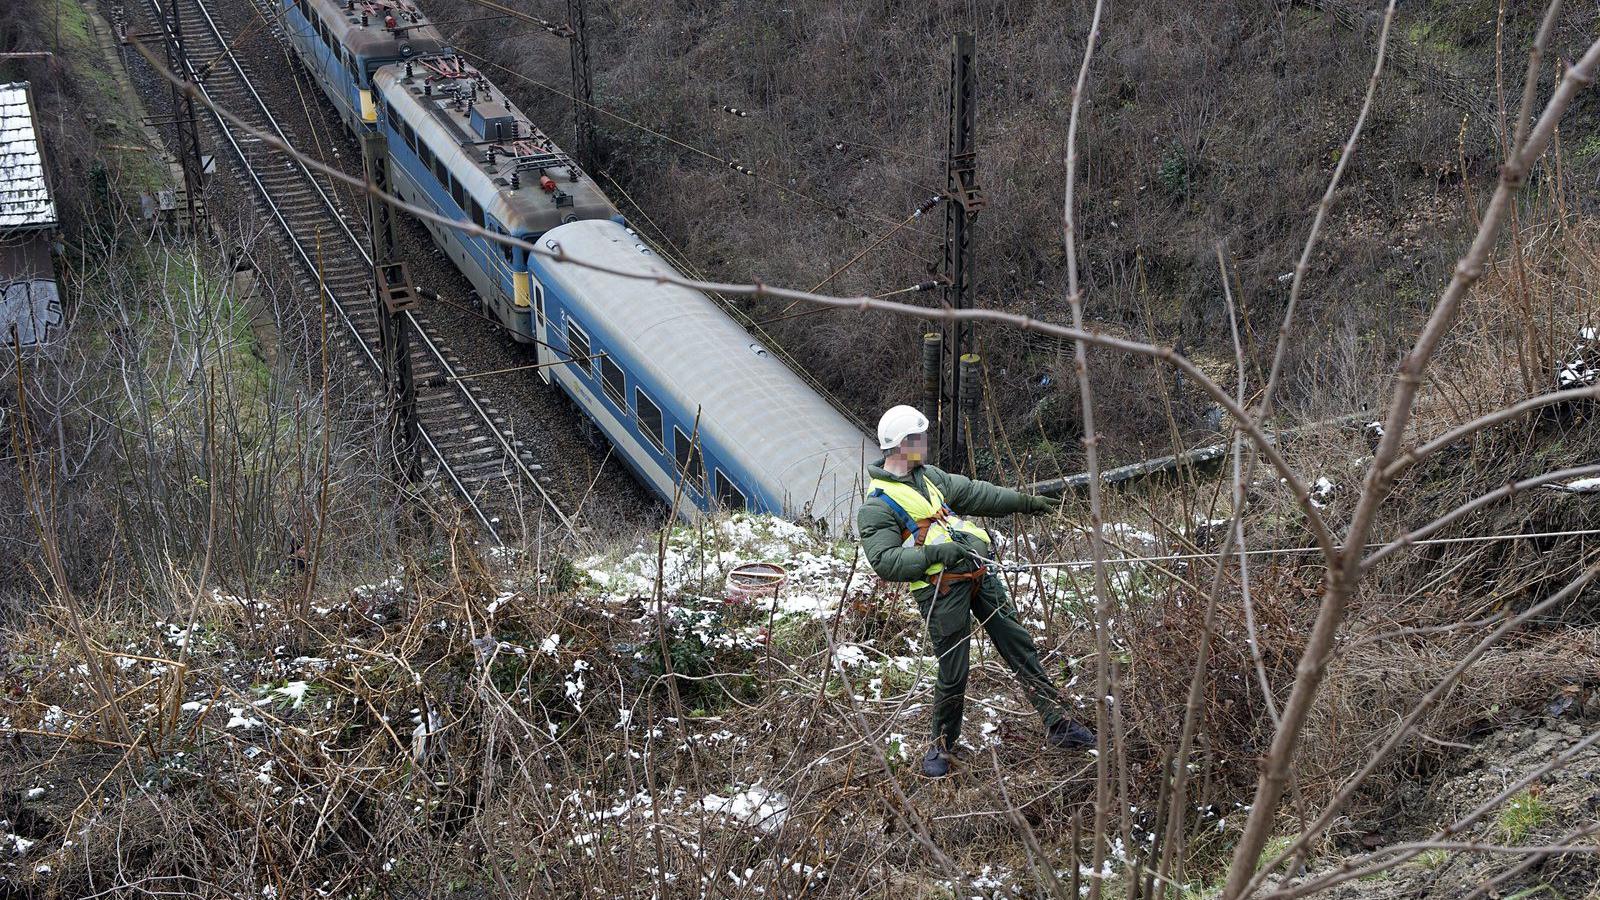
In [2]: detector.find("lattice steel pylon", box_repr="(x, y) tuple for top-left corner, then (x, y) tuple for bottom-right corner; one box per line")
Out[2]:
(362, 132), (421, 483)
(566, 0), (596, 172)
(163, 0), (207, 233)
(939, 32), (983, 471)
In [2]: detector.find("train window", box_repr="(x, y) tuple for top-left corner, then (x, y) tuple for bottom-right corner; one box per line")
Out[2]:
(673, 426), (704, 489)
(469, 196), (485, 229)
(403, 122), (417, 153)
(434, 157), (450, 191)
(635, 389), (664, 451)
(450, 177), (465, 211)
(344, 51), (357, 81)
(600, 356), (625, 408)
(417, 141), (433, 172)
(564, 318), (592, 375)
(533, 283), (545, 329)
(715, 471), (747, 511)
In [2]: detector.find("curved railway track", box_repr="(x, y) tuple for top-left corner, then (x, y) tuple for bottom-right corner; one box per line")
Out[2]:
(136, 0), (575, 543)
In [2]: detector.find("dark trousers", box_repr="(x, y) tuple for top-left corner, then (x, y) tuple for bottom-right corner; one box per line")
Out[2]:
(916, 572), (1067, 752)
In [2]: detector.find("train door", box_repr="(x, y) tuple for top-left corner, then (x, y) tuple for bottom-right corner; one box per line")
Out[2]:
(533, 280), (552, 384)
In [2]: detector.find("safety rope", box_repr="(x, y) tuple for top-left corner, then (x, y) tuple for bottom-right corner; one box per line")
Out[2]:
(965, 526), (1600, 572)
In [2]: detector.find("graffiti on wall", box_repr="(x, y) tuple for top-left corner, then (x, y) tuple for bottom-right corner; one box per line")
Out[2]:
(0, 278), (63, 348)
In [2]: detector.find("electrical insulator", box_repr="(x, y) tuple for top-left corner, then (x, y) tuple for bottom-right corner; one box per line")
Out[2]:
(922, 334), (942, 415)
(959, 354), (982, 418)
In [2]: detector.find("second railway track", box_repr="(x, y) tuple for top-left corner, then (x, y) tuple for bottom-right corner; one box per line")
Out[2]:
(132, 0), (579, 542)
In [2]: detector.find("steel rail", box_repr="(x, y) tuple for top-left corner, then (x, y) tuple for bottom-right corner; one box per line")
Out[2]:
(145, 0), (576, 540)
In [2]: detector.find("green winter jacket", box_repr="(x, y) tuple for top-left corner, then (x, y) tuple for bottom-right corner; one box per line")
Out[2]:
(858, 460), (1038, 592)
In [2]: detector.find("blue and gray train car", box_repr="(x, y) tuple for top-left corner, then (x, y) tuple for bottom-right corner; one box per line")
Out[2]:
(532, 220), (869, 530)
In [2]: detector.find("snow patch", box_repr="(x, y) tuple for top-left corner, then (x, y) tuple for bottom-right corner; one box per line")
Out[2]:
(700, 786), (788, 833)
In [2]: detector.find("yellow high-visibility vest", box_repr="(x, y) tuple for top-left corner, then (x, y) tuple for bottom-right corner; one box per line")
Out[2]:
(868, 476), (990, 591)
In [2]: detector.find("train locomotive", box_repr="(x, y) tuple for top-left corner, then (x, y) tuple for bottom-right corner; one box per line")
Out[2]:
(278, 0), (871, 530)
(280, 0), (448, 134)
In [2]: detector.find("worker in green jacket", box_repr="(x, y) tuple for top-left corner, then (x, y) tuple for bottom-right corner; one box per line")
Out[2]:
(860, 405), (1096, 778)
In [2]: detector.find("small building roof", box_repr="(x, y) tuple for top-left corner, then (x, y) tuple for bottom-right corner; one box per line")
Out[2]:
(0, 82), (57, 230)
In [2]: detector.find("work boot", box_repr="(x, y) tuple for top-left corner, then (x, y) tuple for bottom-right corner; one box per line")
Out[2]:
(920, 745), (952, 778)
(1047, 719), (1096, 750)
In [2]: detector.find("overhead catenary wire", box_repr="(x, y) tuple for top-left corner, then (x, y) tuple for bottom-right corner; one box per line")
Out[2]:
(435, 0), (568, 36)
(829, 136), (945, 163)
(757, 195), (945, 324)
(752, 280), (940, 327)
(808, 194), (943, 294)
(449, 47), (938, 243)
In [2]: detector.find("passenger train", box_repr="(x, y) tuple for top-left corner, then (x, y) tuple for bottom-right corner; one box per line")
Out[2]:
(277, 0), (871, 530)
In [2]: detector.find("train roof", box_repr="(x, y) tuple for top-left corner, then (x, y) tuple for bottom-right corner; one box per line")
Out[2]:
(534, 219), (872, 530)
(373, 56), (617, 234)
(301, 0), (448, 60)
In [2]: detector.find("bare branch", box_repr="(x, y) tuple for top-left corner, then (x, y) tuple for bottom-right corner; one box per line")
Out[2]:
(1059, 2), (1111, 891)
(1267, 717), (1600, 899)
(1258, 0), (1399, 424)
(1248, 553), (1600, 894)
(1222, 30), (1600, 897)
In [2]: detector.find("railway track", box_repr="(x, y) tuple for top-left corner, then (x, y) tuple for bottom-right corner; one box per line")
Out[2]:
(135, 0), (575, 542)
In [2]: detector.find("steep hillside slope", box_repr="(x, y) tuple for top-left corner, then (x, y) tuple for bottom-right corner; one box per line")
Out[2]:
(432, 0), (1600, 464)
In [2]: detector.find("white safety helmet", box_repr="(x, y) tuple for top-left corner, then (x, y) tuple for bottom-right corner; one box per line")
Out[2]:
(877, 405), (929, 450)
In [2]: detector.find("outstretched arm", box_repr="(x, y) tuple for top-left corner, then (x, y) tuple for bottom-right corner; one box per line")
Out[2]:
(930, 466), (1048, 518)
